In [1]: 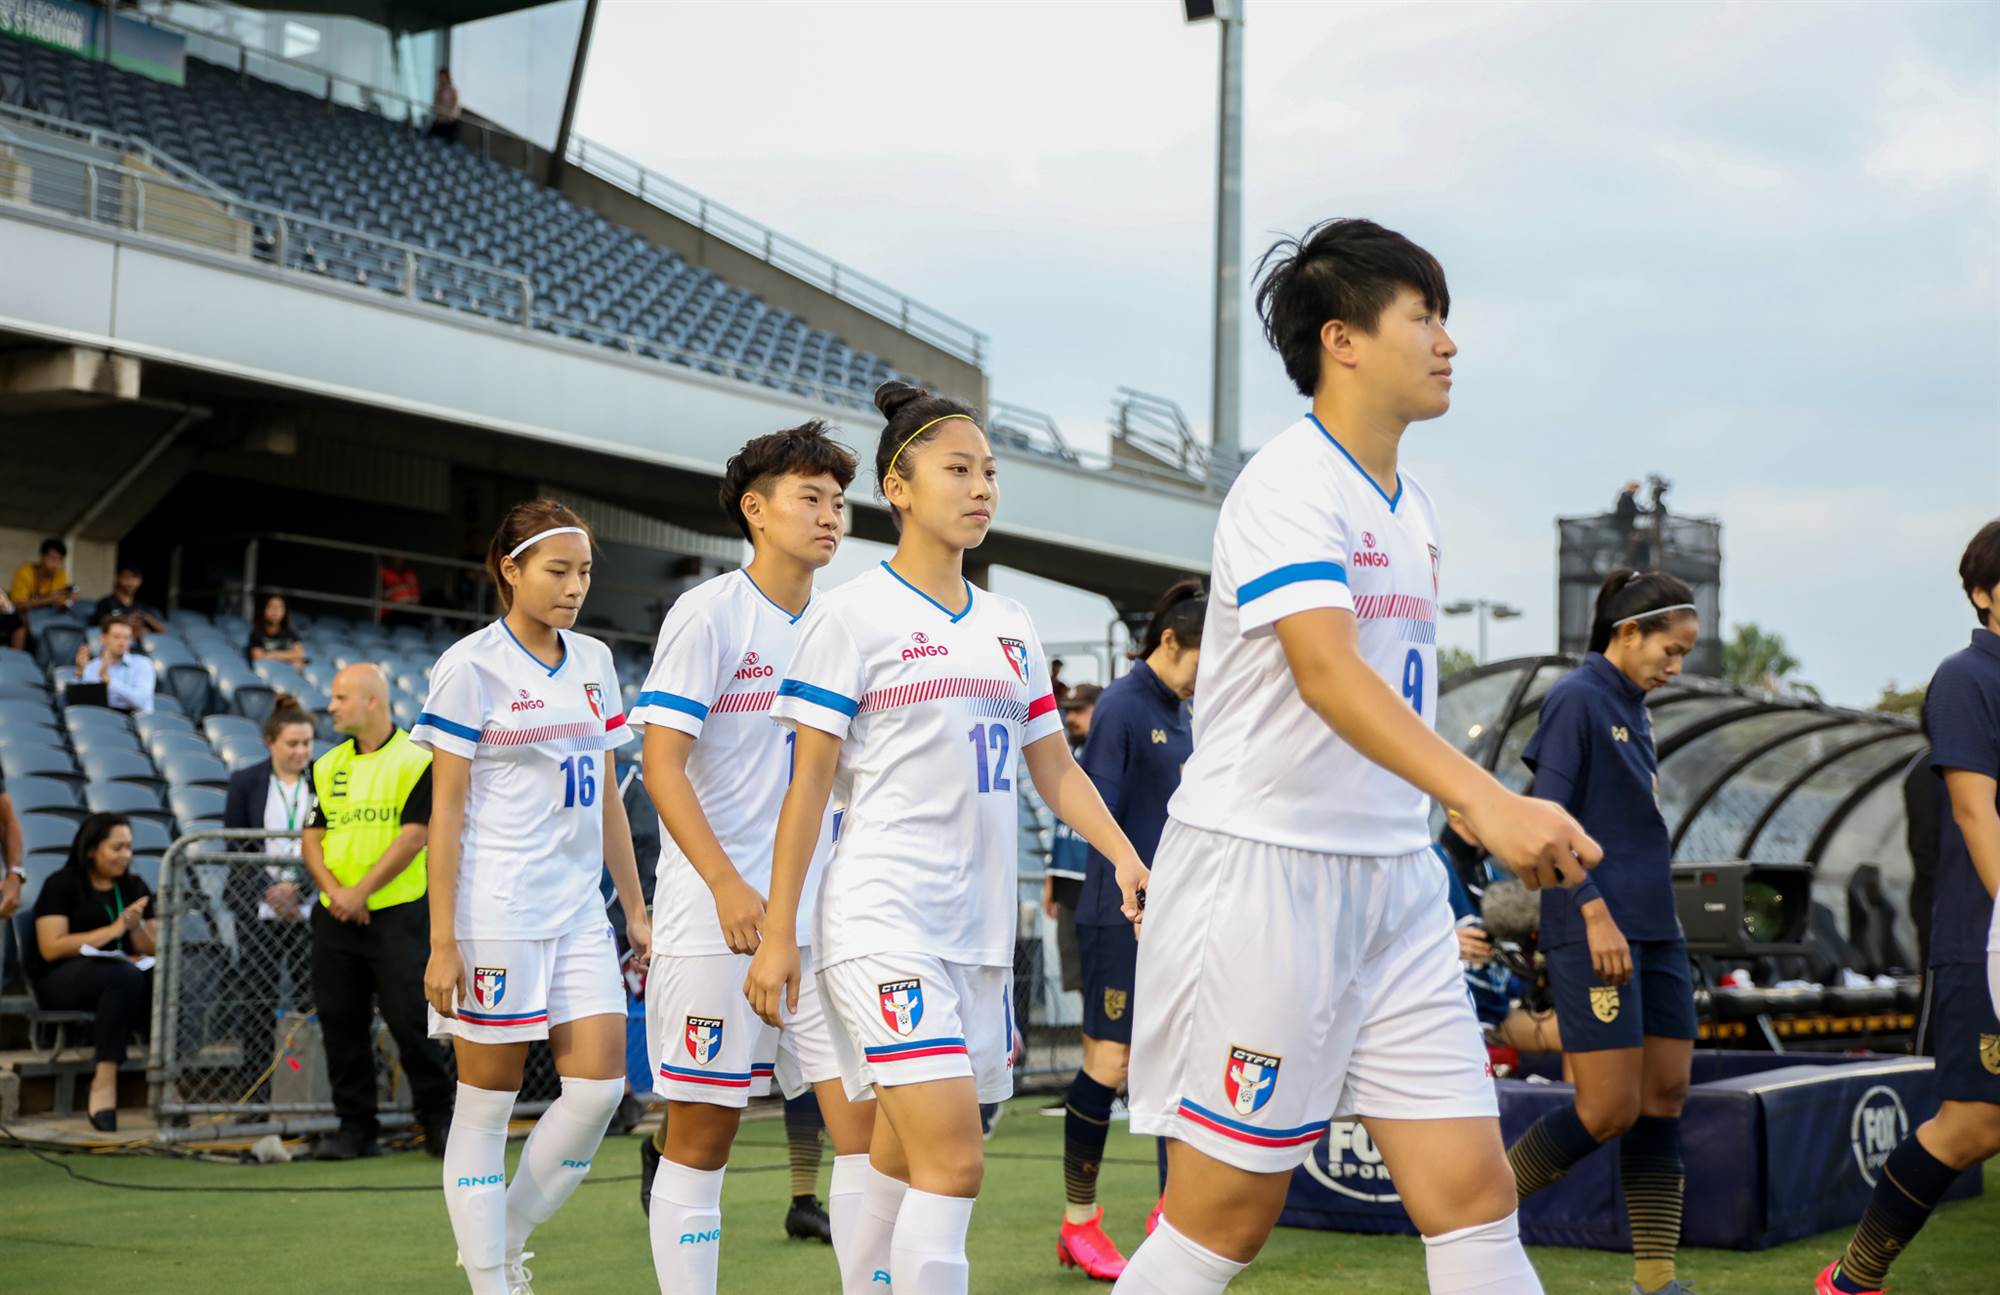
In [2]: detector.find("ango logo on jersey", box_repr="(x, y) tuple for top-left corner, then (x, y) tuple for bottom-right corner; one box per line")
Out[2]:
(1352, 532), (1391, 569)
(900, 631), (949, 661)
(1850, 1084), (1909, 1186)
(1303, 1121), (1402, 1204)
(735, 651), (774, 681)
(511, 689), (546, 713)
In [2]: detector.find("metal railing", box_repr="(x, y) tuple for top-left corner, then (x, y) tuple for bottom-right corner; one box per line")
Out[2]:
(0, 99), (233, 200)
(565, 135), (988, 369)
(1112, 386), (1216, 482)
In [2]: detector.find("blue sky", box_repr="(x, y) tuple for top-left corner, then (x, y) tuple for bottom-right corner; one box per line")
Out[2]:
(576, 0), (1999, 704)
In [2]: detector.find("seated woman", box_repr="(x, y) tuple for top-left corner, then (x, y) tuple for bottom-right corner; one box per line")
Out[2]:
(246, 593), (307, 668)
(28, 813), (157, 1131)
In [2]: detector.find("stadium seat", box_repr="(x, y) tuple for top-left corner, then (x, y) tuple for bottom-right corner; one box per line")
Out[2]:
(17, 812), (79, 855)
(215, 734), (269, 771)
(158, 749), (231, 789)
(145, 730), (216, 765)
(0, 682), (53, 705)
(0, 718), (62, 749)
(4, 775), (85, 819)
(9, 911), (95, 1052)
(135, 711), (198, 742)
(0, 646), (41, 685)
(63, 706), (134, 735)
(67, 726), (145, 758)
(202, 714), (263, 748)
(127, 819), (173, 855)
(85, 780), (171, 824)
(150, 690), (189, 719)
(77, 748), (164, 791)
(167, 785), (227, 825)
(2, 744), (82, 787)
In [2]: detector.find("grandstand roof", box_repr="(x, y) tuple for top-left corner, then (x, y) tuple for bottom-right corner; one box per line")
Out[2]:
(232, 0), (556, 34)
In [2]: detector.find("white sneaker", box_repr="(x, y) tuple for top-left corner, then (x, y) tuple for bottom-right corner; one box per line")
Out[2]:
(504, 1250), (536, 1295)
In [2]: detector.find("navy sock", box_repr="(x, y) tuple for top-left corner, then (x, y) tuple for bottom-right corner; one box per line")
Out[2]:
(1062, 1071), (1118, 1209)
(1833, 1136), (1963, 1291)
(1620, 1115), (1685, 1291)
(1506, 1103), (1602, 1201)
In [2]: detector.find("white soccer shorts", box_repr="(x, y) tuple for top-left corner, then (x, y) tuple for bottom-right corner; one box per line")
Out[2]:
(428, 919), (626, 1044)
(645, 945), (838, 1106)
(818, 953), (1014, 1104)
(1127, 820), (1497, 1174)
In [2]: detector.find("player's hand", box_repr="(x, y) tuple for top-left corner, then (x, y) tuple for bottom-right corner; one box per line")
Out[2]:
(711, 875), (766, 956)
(625, 906), (652, 965)
(425, 943), (467, 1018)
(1460, 790), (1600, 892)
(1582, 900), (1631, 987)
(1113, 850), (1150, 936)
(743, 935), (800, 1028)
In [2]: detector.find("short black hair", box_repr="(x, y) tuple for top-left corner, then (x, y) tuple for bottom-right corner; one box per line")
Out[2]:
(1960, 518), (2000, 625)
(871, 381), (980, 532)
(718, 420), (858, 542)
(1589, 567), (1697, 653)
(39, 536), (66, 557)
(1253, 218), (1450, 397)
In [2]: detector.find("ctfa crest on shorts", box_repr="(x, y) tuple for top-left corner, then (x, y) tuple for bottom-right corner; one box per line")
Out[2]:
(878, 979), (924, 1036)
(997, 637), (1029, 684)
(1590, 985), (1621, 1023)
(582, 682), (605, 721)
(472, 966), (507, 1008)
(1981, 1034), (2000, 1077)
(1103, 988), (1128, 1021)
(1224, 1045), (1280, 1117)
(685, 1015), (724, 1067)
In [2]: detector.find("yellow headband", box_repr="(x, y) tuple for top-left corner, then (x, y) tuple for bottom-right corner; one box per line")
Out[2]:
(887, 414), (977, 476)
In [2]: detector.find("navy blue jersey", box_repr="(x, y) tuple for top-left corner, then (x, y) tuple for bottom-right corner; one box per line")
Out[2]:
(1522, 654), (1681, 950)
(1076, 661), (1192, 926)
(1925, 629), (2000, 967)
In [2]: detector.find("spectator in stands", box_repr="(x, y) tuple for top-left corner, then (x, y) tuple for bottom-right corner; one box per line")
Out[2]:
(381, 557), (424, 627)
(1612, 480), (1647, 565)
(246, 593), (307, 667)
(91, 565), (166, 635)
(426, 66), (461, 144)
(73, 615), (156, 714)
(300, 662), (452, 1159)
(10, 537), (76, 617)
(222, 693), (318, 1100)
(27, 813), (155, 1132)
(0, 587), (24, 652)
(1050, 657), (1072, 711)
(1042, 683), (1103, 1004)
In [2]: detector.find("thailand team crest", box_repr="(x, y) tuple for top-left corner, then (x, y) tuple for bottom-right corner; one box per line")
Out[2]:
(997, 637), (1029, 684)
(1224, 1045), (1280, 1117)
(1981, 1034), (2000, 1077)
(685, 1015), (724, 1066)
(878, 979), (925, 1036)
(582, 681), (605, 721)
(472, 966), (507, 1008)
(1590, 985), (1621, 1023)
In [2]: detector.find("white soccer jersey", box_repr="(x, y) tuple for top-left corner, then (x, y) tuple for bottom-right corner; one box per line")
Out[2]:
(411, 621), (633, 939)
(1169, 413), (1442, 857)
(772, 562), (1062, 968)
(628, 568), (835, 955)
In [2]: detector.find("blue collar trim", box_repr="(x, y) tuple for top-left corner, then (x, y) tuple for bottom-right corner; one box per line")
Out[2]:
(499, 618), (567, 677)
(1306, 412), (1402, 512)
(880, 561), (972, 623)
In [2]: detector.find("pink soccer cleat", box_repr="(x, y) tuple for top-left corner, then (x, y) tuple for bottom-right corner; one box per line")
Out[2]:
(1816, 1261), (1881, 1295)
(1058, 1208), (1128, 1281)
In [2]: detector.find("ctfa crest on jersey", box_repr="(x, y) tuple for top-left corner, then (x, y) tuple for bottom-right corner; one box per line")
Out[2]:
(1225, 1045), (1280, 1117)
(997, 637), (1030, 684)
(878, 979), (924, 1036)
(685, 1016), (724, 1067)
(472, 966), (507, 1008)
(1981, 1034), (2000, 1077)
(582, 682), (605, 721)
(1590, 985), (1621, 1023)
(1428, 544), (1440, 596)
(1103, 988), (1128, 1021)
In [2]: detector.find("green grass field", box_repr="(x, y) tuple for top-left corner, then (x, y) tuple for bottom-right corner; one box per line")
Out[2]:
(1, 1100), (1989, 1293)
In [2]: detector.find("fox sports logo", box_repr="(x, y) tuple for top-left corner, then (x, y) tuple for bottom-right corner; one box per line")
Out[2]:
(1849, 1085), (1908, 1187)
(1302, 1120), (1399, 1204)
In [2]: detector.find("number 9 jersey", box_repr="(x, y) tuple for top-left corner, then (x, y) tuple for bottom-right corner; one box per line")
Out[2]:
(411, 621), (634, 940)
(1168, 413), (1442, 858)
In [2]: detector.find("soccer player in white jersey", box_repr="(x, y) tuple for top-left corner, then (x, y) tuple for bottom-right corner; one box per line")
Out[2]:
(630, 421), (878, 1294)
(744, 381), (1150, 1295)
(1112, 220), (1604, 1295)
(415, 500), (651, 1295)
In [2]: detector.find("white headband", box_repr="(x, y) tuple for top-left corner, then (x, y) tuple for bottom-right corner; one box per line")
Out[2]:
(1611, 602), (1697, 628)
(507, 526), (586, 560)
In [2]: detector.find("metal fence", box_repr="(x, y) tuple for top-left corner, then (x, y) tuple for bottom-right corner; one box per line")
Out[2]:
(148, 829), (556, 1141)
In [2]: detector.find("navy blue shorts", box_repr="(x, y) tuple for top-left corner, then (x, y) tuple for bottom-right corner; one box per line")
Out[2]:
(1920, 963), (2000, 1104)
(1546, 936), (1697, 1052)
(1077, 920), (1138, 1044)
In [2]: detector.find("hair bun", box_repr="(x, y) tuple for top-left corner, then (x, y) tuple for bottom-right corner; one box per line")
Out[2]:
(271, 691), (300, 711)
(873, 380), (929, 421)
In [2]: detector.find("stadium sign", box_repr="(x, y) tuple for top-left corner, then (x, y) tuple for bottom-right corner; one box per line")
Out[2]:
(0, 0), (185, 87)
(1302, 1120), (1401, 1204)
(1848, 1084), (1908, 1187)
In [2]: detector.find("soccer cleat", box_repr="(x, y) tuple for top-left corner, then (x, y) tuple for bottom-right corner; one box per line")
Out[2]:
(786, 1194), (834, 1243)
(1815, 1262), (1880, 1295)
(1145, 1196), (1163, 1236)
(504, 1249), (535, 1295)
(639, 1136), (661, 1217)
(1057, 1207), (1128, 1281)
(1633, 1281), (1699, 1294)
(313, 1126), (382, 1161)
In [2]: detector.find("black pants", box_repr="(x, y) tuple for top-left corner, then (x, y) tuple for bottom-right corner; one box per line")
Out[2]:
(36, 957), (151, 1064)
(425, 119), (461, 144)
(310, 902), (453, 1133)
(232, 917), (313, 1099)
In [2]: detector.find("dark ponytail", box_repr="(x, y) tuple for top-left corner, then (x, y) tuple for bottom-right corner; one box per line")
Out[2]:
(1132, 577), (1207, 659)
(872, 380), (979, 530)
(1589, 567), (1696, 653)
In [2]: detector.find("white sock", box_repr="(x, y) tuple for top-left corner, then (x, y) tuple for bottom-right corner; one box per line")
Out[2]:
(1422, 1211), (1544, 1295)
(443, 1082), (516, 1292)
(889, 1188), (975, 1295)
(649, 1158), (726, 1294)
(828, 1155), (871, 1291)
(845, 1164), (905, 1293)
(504, 1075), (623, 1255)
(1112, 1215), (1247, 1294)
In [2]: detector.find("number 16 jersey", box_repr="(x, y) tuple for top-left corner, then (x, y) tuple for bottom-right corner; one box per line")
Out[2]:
(1168, 414), (1442, 858)
(773, 562), (1062, 969)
